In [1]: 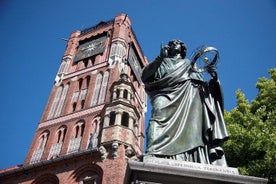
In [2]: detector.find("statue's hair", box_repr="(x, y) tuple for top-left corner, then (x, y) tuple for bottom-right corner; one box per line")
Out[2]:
(169, 39), (187, 59)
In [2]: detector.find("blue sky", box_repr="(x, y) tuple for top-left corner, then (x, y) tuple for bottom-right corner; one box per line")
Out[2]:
(0, 0), (275, 170)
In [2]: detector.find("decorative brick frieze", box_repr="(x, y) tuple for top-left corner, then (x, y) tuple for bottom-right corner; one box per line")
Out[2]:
(38, 105), (104, 129)
(64, 62), (108, 80)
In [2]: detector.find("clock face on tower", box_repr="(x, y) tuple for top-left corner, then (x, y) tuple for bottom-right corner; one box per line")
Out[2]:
(74, 35), (107, 62)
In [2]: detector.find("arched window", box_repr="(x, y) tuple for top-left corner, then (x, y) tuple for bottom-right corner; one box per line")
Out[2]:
(57, 126), (67, 143)
(55, 83), (69, 117)
(58, 60), (69, 75)
(48, 126), (67, 159)
(48, 86), (63, 119)
(109, 111), (116, 126)
(38, 131), (49, 149)
(91, 73), (103, 106)
(98, 71), (109, 104)
(30, 130), (49, 164)
(68, 121), (85, 153)
(74, 165), (103, 184)
(121, 112), (129, 127)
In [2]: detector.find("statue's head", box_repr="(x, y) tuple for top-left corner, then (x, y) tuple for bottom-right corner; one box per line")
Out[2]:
(168, 39), (187, 59)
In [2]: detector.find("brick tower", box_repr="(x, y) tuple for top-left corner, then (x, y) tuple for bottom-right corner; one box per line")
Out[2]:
(0, 14), (148, 184)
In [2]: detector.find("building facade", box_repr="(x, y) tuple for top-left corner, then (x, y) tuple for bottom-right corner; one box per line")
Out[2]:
(0, 14), (148, 184)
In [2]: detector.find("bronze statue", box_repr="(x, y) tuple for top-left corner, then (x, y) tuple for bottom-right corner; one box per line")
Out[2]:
(142, 39), (229, 166)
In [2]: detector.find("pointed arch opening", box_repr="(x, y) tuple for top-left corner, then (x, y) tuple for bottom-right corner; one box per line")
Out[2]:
(48, 125), (67, 160)
(68, 121), (85, 154)
(30, 130), (50, 164)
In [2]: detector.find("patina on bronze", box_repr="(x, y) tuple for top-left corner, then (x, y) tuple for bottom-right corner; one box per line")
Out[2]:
(141, 40), (229, 166)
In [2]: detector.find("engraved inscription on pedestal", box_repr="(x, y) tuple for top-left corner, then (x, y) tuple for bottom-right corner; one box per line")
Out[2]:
(143, 156), (239, 175)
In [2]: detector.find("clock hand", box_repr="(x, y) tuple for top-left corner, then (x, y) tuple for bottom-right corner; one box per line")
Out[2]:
(81, 41), (103, 51)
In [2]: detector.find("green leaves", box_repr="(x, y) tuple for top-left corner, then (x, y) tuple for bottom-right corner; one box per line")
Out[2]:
(224, 68), (276, 183)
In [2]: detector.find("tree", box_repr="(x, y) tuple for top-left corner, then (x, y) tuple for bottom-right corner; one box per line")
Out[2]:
(224, 68), (276, 183)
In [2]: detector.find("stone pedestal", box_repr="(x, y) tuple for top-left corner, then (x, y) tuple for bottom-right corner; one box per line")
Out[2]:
(128, 157), (267, 184)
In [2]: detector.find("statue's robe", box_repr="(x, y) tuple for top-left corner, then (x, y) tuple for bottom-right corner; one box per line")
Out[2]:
(142, 57), (229, 166)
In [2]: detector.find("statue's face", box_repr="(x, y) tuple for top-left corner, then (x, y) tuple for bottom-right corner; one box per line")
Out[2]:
(168, 40), (181, 57)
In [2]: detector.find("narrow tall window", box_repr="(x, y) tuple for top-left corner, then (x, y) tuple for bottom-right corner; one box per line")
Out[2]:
(55, 84), (69, 117)
(30, 131), (49, 164)
(121, 112), (129, 127)
(86, 76), (91, 89)
(83, 59), (89, 68)
(48, 126), (66, 159)
(116, 89), (120, 99)
(72, 102), (77, 112)
(57, 61), (69, 75)
(109, 111), (116, 126)
(79, 79), (83, 91)
(57, 126), (67, 143)
(91, 73), (103, 106)
(123, 89), (128, 99)
(98, 71), (109, 104)
(68, 121), (85, 153)
(48, 86), (63, 119)
(38, 131), (49, 149)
